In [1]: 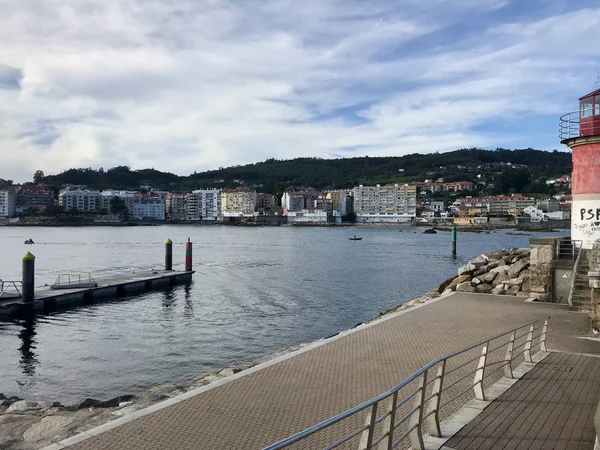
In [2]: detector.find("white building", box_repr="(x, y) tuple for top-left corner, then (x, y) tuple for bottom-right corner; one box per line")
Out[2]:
(353, 184), (417, 223)
(100, 190), (136, 213)
(59, 189), (101, 212)
(131, 198), (165, 221)
(221, 188), (256, 217)
(0, 189), (16, 218)
(281, 192), (305, 213)
(187, 189), (220, 221)
(286, 209), (328, 223)
(430, 201), (445, 212)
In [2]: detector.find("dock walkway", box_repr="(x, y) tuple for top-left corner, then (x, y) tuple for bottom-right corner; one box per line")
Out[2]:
(445, 352), (600, 450)
(43, 293), (600, 450)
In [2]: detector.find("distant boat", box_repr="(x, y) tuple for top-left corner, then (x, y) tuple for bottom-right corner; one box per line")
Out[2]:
(349, 235), (362, 241)
(24, 239), (35, 245)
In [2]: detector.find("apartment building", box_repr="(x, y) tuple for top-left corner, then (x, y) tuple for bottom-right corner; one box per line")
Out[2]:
(256, 193), (277, 212)
(58, 188), (101, 212)
(352, 184), (417, 223)
(15, 185), (54, 213)
(281, 192), (305, 213)
(0, 189), (16, 218)
(187, 189), (220, 221)
(221, 188), (256, 217)
(100, 190), (136, 214)
(165, 193), (188, 220)
(131, 198), (165, 221)
(459, 194), (536, 216)
(325, 190), (353, 215)
(412, 181), (474, 194)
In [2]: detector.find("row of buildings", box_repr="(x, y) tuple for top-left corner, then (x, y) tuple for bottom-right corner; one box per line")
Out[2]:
(0, 181), (569, 224)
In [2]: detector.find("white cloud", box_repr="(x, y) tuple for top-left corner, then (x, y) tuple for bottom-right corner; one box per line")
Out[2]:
(0, 0), (597, 182)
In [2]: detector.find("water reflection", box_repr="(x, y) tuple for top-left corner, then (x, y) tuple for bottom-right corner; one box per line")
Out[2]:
(162, 287), (177, 308)
(18, 317), (38, 375)
(183, 283), (193, 317)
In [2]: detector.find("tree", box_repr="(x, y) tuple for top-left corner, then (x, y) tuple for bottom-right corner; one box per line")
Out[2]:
(109, 197), (129, 220)
(33, 170), (45, 184)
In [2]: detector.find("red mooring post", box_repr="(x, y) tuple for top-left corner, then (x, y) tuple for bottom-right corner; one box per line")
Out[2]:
(185, 238), (193, 271)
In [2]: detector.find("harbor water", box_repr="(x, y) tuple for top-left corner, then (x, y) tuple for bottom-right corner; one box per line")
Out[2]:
(0, 225), (568, 404)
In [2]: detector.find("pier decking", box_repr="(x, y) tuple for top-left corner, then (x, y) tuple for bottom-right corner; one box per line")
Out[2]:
(40, 293), (600, 450)
(0, 270), (193, 317)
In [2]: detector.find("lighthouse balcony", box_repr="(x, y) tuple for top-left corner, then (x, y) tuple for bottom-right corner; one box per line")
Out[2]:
(560, 109), (600, 143)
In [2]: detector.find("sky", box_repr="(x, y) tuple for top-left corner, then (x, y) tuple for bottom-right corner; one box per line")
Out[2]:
(0, 0), (599, 182)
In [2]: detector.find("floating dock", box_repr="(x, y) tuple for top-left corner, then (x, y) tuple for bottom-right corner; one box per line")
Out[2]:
(0, 270), (194, 318)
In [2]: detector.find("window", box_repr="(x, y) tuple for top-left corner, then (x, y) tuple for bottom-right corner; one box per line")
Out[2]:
(596, 96), (600, 115)
(581, 98), (593, 117)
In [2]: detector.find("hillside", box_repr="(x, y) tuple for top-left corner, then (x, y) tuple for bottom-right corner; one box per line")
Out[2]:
(36, 148), (571, 195)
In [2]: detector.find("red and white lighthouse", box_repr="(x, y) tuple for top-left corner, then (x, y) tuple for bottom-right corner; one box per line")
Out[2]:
(561, 88), (600, 249)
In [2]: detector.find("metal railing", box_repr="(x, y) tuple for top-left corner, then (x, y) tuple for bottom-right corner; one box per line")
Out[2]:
(264, 319), (549, 450)
(567, 242), (585, 308)
(560, 110), (600, 141)
(556, 239), (582, 261)
(51, 273), (98, 290)
(0, 280), (22, 298)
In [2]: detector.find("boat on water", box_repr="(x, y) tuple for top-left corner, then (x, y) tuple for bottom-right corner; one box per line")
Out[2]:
(24, 239), (35, 245)
(348, 235), (362, 241)
(422, 228), (437, 234)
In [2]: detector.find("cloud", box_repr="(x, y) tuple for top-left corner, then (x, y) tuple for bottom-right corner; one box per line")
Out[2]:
(0, 0), (597, 182)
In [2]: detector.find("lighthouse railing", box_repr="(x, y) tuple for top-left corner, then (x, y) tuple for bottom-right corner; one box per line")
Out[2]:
(560, 110), (600, 141)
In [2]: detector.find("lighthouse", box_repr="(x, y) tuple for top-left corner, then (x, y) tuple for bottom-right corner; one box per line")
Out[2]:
(560, 88), (600, 249)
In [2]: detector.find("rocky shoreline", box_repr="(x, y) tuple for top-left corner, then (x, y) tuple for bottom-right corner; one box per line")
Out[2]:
(0, 248), (532, 449)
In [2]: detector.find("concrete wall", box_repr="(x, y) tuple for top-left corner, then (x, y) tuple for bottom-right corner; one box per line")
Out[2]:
(529, 237), (558, 301)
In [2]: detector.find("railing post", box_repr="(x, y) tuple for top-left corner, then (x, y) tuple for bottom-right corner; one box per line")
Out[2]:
(408, 372), (427, 450)
(377, 394), (396, 450)
(524, 325), (534, 363)
(473, 343), (487, 401)
(539, 320), (548, 353)
(358, 403), (378, 450)
(504, 332), (516, 379)
(425, 361), (445, 437)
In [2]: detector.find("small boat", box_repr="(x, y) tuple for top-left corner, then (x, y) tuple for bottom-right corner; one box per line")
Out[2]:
(24, 239), (35, 245)
(422, 228), (437, 234)
(349, 235), (362, 241)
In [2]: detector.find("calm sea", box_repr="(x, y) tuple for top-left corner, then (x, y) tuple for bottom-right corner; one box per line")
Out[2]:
(0, 225), (568, 403)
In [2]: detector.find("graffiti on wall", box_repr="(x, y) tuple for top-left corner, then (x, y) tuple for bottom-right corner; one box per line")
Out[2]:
(573, 202), (600, 248)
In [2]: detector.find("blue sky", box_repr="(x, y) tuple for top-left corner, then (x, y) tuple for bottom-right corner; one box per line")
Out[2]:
(0, 0), (598, 182)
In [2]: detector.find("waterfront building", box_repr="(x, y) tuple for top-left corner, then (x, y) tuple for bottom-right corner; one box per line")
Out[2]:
(325, 190), (353, 216)
(536, 198), (560, 213)
(58, 188), (101, 212)
(187, 189), (220, 220)
(0, 189), (16, 218)
(410, 181), (473, 194)
(459, 194), (535, 216)
(165, 193), (188, 220)
(256, 193), (277, 214)
(100, 190), (136, 214)
(286, 209), (328, 223)
(281, 192), (305, 213)
(429, 201), (445, 212)
(221, 188), (256, 217)
(15, 184), (55, 214)
(352, 184), (417, 223)
(131, 198), (165, 220)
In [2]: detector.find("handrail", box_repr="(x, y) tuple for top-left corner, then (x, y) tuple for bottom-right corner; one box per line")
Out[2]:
(263, 318), (549, 450)
(567, 241), (584, 308)
(560, 110), (600, 141)
(0, 279), (23, 298)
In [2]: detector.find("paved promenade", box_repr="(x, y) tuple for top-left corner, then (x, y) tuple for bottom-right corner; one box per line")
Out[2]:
(51, 293), (600, 450)
(446, 352), (600, 450)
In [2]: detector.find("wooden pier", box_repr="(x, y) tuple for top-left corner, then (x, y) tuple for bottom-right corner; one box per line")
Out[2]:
(0, 270), (194, 317)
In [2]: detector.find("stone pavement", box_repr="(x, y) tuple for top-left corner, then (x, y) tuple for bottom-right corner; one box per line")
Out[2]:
(50, 293), (600, 450)
(445, 352), (600, 450)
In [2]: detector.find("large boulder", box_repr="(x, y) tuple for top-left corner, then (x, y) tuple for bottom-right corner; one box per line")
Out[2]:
(480, 271), (497, 284)
(491, 265), (511, 275)
(23, 416), (74, 442)
(506, 285), (520, 295)
(503, 277), (524, 287)
(470, 256), (487, 268)
(472, 277), (482, 285)
(476, 283), (493, 293)
(456, 281), (476, 293)
(491, 284), (506, 295)
(492, 273), (510, 286)
(458, 263), (477, 276)
(482, 251), (507, 261)
(6, 400), (46, 414)
(508, 258), (530, 278)
(447, 274), (471, 291)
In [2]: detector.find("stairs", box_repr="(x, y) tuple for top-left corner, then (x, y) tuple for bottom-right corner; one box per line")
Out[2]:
(570, 257), (591, 313)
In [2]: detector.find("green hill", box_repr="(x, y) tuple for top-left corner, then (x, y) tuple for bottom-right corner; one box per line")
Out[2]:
(36, 148), (571, 195)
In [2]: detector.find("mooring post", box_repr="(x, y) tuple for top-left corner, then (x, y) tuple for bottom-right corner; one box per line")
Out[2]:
(185, 238), (193, 271)
(165, 238), (173, 271)
(22, 252), (35, 303)
(452, 223), (457, 257)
